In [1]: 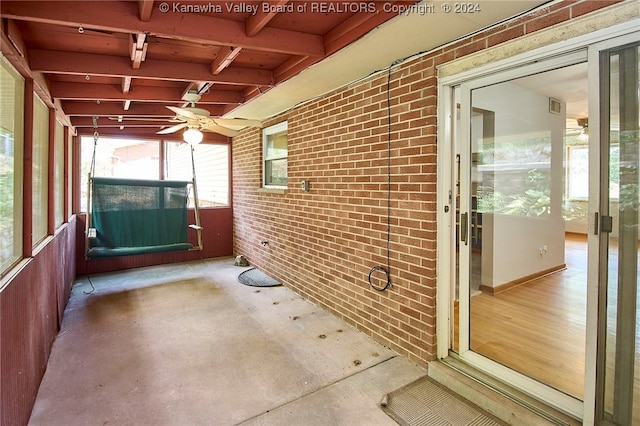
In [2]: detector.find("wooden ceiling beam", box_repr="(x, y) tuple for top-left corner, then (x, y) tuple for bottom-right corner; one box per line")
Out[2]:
(199, 90), (243, 105)
(1, 1), (324, 56)
(121, 76), (132, 110)
(121, 77), (132, 93)
(180, 82), (201, 101)
(81, 126), (168, 135)
(29, 49), (274, 86)
(138, 0), (154, 22)
(71, 117), (166, 127)
(62, 101), (173, 116)
(130, 33), (148, 69)
(2, 22), (74, 128)
(242, 86), (264, 103)
(211, 46), (243, 75)
(4, 19), (26, 57)
(50, 81), (244, 104)
(273, 55), (312, 84)
(0, 27), (55, 108)
(245, 1), (289, 37)
(61, 100), (224, 117)
(78, 126), (230, 143)
(53, 98), (74, 129)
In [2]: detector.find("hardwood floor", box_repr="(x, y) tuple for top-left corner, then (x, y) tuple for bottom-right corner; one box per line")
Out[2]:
(455, 233), (639, 416)
(469, 235), (587, 398)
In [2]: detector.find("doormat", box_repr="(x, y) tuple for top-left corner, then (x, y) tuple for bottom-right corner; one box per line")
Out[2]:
(382, 376), (506, 426)
(238, 268), (281, 287)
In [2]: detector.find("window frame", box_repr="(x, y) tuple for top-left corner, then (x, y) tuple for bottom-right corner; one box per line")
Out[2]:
(54, 120), (65, 228)
(566, 143), (620, 201)
(262, 121), (288, 189)
(0, 55), (25, 278)
(566, 144), (589, 201)
(31, 94), (49, 247)
(79, 135), (231, 213)
(165, 140), (230, 208)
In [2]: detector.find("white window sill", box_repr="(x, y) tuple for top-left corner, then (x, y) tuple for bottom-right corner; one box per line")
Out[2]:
(258, 187), (287, 195)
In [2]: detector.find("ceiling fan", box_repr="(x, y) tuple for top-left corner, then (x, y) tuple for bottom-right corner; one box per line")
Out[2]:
(157, 91), (262, 139)
(108, 90), (261, 140)
(565, 117), (589, 140)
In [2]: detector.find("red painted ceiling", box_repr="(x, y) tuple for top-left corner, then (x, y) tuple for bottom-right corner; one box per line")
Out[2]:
(1, 0), (418, 139)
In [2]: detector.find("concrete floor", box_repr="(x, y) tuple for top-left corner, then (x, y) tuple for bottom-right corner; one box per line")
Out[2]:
(29, 257), (428, 425)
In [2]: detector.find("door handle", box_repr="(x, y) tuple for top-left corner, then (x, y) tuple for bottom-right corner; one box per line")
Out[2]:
(461, 212), (469, 245)
(600, 214), (613, 234)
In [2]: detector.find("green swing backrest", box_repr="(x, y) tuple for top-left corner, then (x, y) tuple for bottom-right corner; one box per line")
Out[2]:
(87, 177), (193, 258)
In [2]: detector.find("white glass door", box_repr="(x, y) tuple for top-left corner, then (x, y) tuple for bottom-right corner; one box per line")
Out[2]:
(454, 54), (588, 418)
(594, 38), (640, 426)
(442, 25), (640, 424)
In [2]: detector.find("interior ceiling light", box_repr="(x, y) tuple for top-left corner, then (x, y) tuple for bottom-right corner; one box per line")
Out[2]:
(183, 128), (203, 145)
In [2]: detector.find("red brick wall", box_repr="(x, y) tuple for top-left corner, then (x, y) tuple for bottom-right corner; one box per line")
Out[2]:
(232, 0), (621, 366)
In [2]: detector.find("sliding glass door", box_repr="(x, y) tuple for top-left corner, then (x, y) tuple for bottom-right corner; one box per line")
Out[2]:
(595, 39), (639, 426)
(441, 27), (639, 424)
(454, 53), (587, 417)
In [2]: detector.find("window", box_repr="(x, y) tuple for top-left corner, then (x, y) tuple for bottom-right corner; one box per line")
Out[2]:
(32, 94), (49, 246)
(67, 129), (73, 217)
(54, 120), (65, 227)
(0, 56), (24, 276)
(263, 122), (288, 188)
(80, 136), (160, 211)
(81, 136), (230, 211)
(166, 142), (229, 207)
(567, 145), (588, 200)
(566, 144), (619, 200)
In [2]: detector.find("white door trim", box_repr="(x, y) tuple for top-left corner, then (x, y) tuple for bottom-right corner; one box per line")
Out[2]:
(435, 20), (640, 423)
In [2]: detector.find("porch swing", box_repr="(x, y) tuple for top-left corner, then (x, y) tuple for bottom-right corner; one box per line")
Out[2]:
(85, 132), (203, 259)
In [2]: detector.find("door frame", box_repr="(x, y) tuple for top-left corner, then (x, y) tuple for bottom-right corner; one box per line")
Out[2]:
(447, 49), (587, 419)
(436, 19), (640, 423)
(589, 34), (640, 425)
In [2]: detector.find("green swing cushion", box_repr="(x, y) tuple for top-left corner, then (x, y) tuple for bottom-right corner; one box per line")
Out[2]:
(87, 177), (194, 259)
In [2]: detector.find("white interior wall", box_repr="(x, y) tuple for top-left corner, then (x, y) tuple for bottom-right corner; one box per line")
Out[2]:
(473, 81), (566, 288)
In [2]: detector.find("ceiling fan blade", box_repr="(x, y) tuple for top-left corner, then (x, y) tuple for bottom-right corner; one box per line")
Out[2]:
(166, 105), (198, 119)
(157, 123), (188, 134)
(202, 123), (240, 137)
(212, 118), (262, 128)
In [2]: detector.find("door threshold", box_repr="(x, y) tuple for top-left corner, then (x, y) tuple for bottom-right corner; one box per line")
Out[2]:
(428, 357), (582, 426)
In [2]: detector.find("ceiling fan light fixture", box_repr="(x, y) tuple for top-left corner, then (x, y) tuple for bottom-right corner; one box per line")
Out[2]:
(578, 128), (589, 141)
(577, 117), (589, 141)
(183, 128), (203, 145)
